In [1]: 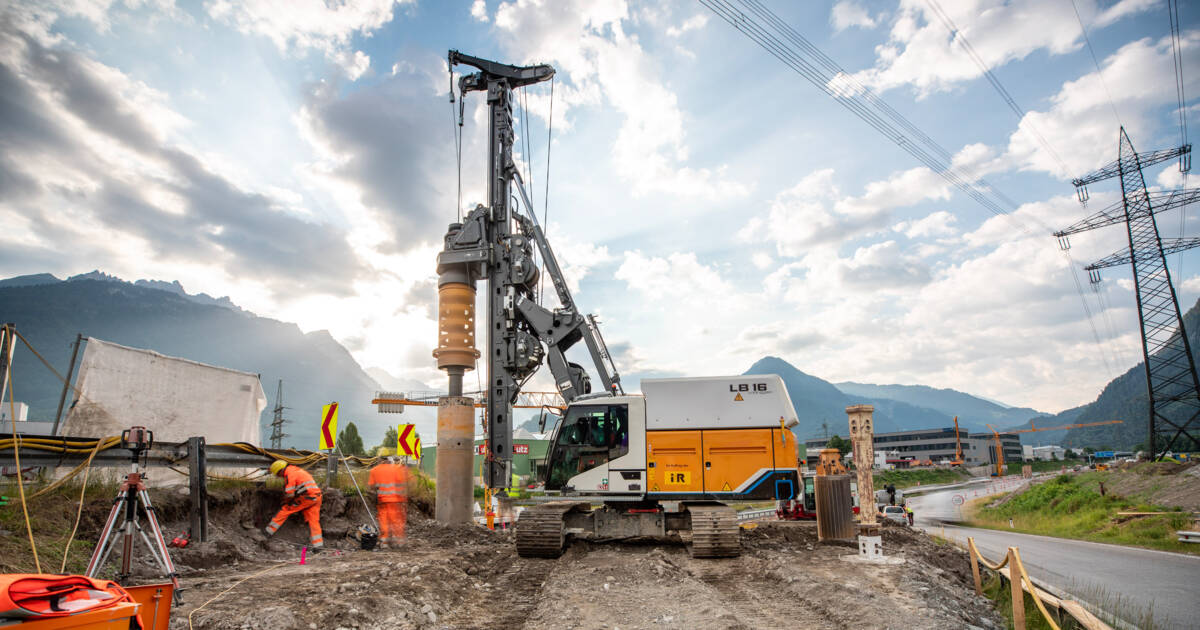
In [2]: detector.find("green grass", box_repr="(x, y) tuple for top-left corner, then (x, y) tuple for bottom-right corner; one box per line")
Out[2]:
(873, 468), (970, 489)
(0, 476), (120, 575)
(980, 574), (1060, 630)
(968, 474), (1197, 555)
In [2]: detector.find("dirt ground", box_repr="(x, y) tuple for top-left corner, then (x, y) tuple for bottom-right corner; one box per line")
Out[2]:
(1099, 460), (1200, 511)
(134, 485), (1004, 630)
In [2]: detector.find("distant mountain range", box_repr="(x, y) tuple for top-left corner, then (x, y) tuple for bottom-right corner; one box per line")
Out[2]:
(0, 272), (391, 449)
(5, 271), (1192, 452)
(743, 356), (1049, 441)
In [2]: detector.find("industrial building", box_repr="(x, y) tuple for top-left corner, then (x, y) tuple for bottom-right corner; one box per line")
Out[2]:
(806, 427), (1023, 467)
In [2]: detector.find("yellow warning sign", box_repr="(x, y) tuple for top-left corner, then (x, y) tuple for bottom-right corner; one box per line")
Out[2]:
(665, 471), (690, 485)
(318, 403), (338, 450)
(651, 484), (660, 492)
(721, 482), (732, 491)
(398, 424), (421, 460)
(733, 393), (744, 401)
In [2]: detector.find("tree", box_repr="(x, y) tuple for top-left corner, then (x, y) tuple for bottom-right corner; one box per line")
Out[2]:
(1063, 449), (1076, 460)
(826, 434), (852, 456)
(338, 421), (366, 457)
(1083, 446), (1096, 455)
(370, 426), (399, 456)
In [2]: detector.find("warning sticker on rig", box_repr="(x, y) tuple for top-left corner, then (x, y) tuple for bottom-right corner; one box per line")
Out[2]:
(664, 471), (690, 485)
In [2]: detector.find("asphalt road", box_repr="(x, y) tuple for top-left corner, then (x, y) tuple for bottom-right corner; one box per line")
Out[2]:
(909, 481), (1200, 629)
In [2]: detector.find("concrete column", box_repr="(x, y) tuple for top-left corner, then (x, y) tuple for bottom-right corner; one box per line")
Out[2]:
(846, 404), (876, 526)
(435, 396), (475, 524)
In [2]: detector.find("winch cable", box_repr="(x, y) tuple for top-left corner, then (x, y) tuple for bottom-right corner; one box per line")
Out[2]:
(337, 444), (378, 531)
(4, 335), (42, 573)
(540, 76), (555, 305)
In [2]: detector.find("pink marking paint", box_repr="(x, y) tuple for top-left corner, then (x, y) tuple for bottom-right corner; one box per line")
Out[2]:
(299, 546), (307, 565)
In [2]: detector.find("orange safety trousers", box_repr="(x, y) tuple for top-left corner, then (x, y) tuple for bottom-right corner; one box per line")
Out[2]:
(266, 494), (323, 548)
(377, 502), (406, 543)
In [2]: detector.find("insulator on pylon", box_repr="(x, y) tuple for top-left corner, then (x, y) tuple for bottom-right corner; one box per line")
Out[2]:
(1057, 236), (1071, 251)
(1076, 185), (1089, 205)
(1088, 269), (1102, 284)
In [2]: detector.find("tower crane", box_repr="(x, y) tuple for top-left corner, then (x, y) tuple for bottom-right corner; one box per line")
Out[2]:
(984, 420), (1123, 476)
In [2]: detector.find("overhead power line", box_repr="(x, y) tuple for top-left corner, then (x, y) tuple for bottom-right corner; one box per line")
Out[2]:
(700, 0), (1039, 237)
(1068, 0), (1123, 127)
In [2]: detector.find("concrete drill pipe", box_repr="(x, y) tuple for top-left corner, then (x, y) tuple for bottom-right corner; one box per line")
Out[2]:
(435, 396), (475, 524)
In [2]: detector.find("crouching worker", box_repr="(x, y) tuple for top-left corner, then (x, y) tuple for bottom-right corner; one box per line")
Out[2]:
(368, 456), (408, 547)
(264, 460), (323, 551)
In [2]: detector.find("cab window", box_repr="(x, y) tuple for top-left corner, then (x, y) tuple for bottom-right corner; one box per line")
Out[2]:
(546, 404), (628, 490)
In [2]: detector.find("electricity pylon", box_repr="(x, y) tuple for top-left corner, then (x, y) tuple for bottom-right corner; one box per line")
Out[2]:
(1054, 128), (1200, 458)
(269, 379), (289, 449)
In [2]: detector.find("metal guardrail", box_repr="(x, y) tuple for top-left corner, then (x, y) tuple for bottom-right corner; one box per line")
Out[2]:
(736, 507), (777, 522)
(1178, 530), (1200, 543)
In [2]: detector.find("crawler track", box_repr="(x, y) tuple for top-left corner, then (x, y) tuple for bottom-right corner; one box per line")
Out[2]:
(516, 501), (585, 558)
(688, 504), (740, 558)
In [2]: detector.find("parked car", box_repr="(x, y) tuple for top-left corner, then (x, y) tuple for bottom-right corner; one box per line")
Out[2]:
(881, 505), (907, 525)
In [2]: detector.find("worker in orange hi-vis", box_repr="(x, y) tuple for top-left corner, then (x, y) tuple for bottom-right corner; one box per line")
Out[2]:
(369, 456), (409, 548)
(264, 460), (324, 551)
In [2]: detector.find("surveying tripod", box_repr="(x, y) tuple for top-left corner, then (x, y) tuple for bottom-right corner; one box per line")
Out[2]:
(85, 427), (182, 601)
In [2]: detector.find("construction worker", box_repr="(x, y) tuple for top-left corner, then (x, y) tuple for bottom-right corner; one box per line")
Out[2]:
(368, 456), (408, 547)
(904, 502), (914, 526)
(264, 460), (323, 551)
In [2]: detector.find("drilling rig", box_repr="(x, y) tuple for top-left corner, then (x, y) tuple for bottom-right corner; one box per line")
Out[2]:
(434, 51), (801, 558)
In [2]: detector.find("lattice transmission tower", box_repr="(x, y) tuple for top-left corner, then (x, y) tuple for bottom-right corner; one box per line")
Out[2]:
(1054, 128), (1200, 458)
(269, 378), (289, 449)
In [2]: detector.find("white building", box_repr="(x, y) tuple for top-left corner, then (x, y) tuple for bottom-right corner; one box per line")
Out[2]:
(874, 449), (900, 469)
(0, 401), (28, 422)
(1024, 444), (1065, 461)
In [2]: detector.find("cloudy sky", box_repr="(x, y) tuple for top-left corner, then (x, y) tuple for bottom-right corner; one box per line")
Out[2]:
(1, 0), (1197, 416)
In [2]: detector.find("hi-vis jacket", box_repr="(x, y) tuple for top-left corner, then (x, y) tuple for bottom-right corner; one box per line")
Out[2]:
(368, 463), (409, 503)
(283, 466), (321, 501)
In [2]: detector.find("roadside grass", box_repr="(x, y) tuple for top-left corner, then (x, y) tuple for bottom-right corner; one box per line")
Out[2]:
(874, 468), (970, 489)
(0, 476), (120, 575)
(967, 474), (1197, 555)
(980, 574), (1058, 630)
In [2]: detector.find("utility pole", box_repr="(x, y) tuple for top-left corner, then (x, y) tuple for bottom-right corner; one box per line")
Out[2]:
(51, 334), (83, 436)
(1054, 128), (1200, 459)
(0, 324), (14, 415)
(269, 379), (289, 450)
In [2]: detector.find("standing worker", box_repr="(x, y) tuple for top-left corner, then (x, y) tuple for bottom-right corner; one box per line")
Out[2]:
(368, 456), (408, 547)
(264, 460), (323, 551)
(904, 502), (914, 526)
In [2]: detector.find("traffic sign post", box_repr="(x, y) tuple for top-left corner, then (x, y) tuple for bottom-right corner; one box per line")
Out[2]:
(321, 403), (339, 485)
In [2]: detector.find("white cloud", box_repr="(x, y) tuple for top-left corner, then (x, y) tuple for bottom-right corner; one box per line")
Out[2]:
(666, 13), (707, 38)
(470, 0), (489, 22)
(342, 50), (371, 80)
(895, 210), (958, 239)
(751, 252), (773, 270)
(1005, 32), (1200, 178)
(831, 1), (877, 32)
(741, 165), (951, 255)
(206, 0), (406, 73)
(844, 0), (1155, 98)
(492, 0), (746, 199)
(616, 251), (731, 301)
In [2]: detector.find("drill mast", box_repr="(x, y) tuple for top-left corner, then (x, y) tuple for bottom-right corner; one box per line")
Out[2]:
(436, 51), (622, 489)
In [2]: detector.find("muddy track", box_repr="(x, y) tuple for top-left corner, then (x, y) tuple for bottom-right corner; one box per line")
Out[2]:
(694, 560), (824, 629)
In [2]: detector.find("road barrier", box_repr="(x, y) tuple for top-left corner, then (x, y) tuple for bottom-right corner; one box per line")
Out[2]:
(967, 537), (1113, 630)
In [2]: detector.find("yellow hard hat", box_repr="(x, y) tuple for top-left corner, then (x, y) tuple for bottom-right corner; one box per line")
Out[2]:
(269, 460), (287, 476)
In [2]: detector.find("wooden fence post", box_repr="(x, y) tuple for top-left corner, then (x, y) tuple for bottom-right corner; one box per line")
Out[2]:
(968, 537), (982, 595)
(1009, 547), (1026, 630)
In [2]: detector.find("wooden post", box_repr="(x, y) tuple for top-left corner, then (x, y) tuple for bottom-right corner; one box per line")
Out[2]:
(1009, 547), (1026, 630)
(186, 437), (208, 542)
(968, 537), (982, 595)
(846, 404), (876, 526)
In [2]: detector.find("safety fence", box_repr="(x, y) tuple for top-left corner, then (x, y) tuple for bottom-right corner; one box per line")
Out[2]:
(967, 537), (1113, 630)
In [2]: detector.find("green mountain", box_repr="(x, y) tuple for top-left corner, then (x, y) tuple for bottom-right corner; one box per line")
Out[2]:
(1011, 298), (1200, 451)
(833, 382), (1044, 433)
(0, 275), (385, 449)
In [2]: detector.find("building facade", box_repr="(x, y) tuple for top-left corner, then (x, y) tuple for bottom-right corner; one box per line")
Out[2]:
(807, 427), (1022, 468)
